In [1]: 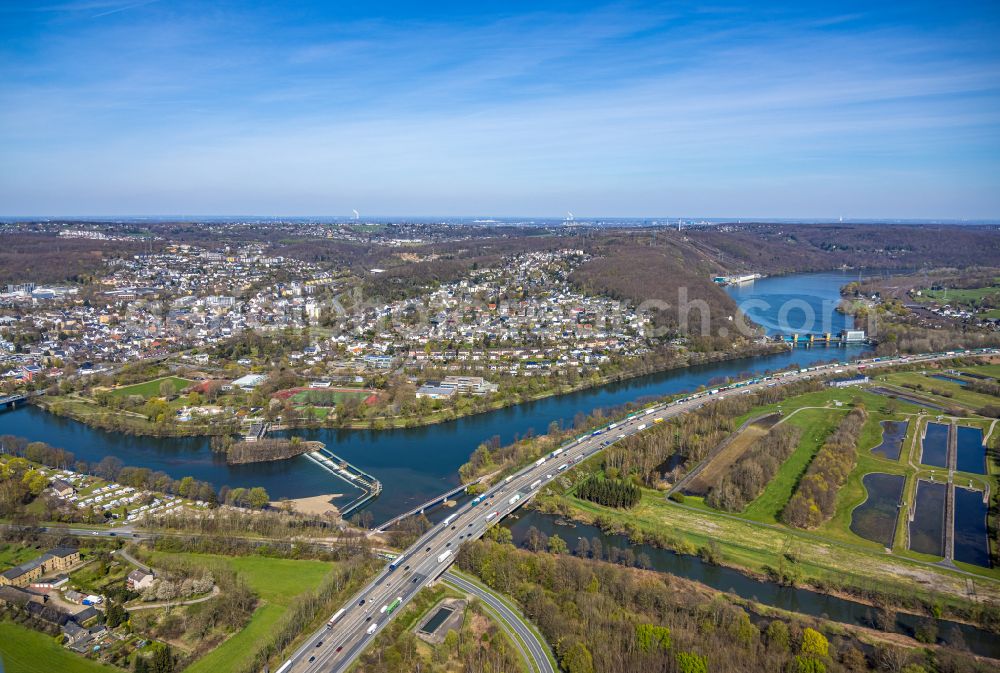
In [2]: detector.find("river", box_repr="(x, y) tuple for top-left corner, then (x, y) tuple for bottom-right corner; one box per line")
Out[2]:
(0, 271), (867, 523)
(504, 510), (1000, 658)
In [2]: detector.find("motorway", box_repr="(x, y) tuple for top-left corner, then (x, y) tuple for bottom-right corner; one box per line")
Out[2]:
(284, 349), (999, 673)
(8, 349), (993, 673)
(285, 379), (737, 672)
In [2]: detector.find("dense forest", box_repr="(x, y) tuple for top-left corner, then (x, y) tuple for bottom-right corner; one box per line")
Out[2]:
(570, 234), (740, 349)
(576, 474), (641, 508)
(457, 540), (988, 673)
(224, 437), (320, 465)
(689, 223), (1000, 275)
(706, 423), (803, 512)
(783, 405), (867, 528)
(0, 232), (153, 285)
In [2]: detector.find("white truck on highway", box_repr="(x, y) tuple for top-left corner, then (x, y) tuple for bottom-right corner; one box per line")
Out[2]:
(437, 550), (453, 563)
(529, 479), (542, 490)
(326, 608), (345, 628)
(535, 457), (546, 466)
(367, 622), (378, 635)
(508, 494), (520, 505)
(550, 448), (564, 458)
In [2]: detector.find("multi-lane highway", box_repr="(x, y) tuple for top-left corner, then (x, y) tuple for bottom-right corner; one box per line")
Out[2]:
(283, 348), (999, 673)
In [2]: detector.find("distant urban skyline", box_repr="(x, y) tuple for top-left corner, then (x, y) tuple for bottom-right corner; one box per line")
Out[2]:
(2, 1), (999, 218)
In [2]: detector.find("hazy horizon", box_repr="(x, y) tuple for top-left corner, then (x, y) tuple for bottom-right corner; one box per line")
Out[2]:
(2, 1), (999, 218)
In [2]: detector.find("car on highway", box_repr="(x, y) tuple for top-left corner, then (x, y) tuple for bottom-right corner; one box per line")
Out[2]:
(358, 599), (365, 606)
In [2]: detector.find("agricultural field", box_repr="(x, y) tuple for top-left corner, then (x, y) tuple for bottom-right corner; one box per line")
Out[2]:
(107, 376), (195, 399)
(915, 281), (1000, 307)
(0, 621), (118, 673)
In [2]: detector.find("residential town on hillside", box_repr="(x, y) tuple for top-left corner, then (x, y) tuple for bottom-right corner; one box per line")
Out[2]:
(1, 247), (657, 388)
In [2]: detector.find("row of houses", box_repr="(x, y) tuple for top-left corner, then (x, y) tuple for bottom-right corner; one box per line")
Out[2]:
(0, 547), (80, 588)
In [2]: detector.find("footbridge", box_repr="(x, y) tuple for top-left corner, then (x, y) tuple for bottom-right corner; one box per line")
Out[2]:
(373, 478), (487, 533)
(303, 446), (382, 519)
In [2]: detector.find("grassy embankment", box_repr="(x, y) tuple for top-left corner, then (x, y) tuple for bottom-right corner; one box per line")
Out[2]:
(147, 552), (333, 673)
(879, 370), (998, 411)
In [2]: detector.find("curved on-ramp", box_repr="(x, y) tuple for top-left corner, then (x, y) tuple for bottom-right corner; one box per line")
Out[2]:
(443, 570), (555, 673)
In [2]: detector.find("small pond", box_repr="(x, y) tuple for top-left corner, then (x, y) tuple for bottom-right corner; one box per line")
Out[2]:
(871, 421), (908, 460)
(920, 422), (950, 468)
(955, 426), (986, 475)
(850, 473), (904, 547)
(930, 374), (969, 387)
(954, 487), (991, 568)
(909, 480), (946, 557)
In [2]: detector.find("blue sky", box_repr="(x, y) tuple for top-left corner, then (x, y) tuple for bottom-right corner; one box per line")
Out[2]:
(1, 1), (999, 218)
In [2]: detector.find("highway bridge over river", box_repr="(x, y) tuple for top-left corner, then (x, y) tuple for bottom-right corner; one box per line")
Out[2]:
(281, 348), (995, 673)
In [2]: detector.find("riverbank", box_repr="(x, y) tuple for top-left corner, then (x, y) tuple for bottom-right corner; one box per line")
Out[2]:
(536, 490), (1000, 624)
(31, 341), (791, 438)
(271, 493), (343, 517)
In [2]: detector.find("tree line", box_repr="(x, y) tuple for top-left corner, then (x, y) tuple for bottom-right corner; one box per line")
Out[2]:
(605, 379), (825, 487)
(706, 423), (803, 512)
(455, 539), (985, 673)
(0, 434), (273, 512)
(783, 405), (867, 529)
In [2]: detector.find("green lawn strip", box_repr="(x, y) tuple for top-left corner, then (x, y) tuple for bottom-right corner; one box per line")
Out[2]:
(958, 364), (1000, 379)
(447, 569), (558, 672)
(0, 620), (118, 673)
(290, 390), (371, 405)
(880, 371), (997, 410)
(920, 285), (1000, 305)
(730, 388), (921, 429)
(741, 407), (847, 523)
(184, 603), (285, 673)
(108, 376), (195, 399)
(0, 541), (38, 569)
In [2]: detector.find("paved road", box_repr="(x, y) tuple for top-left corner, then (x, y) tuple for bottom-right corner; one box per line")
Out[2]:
(280, 348), (998, 673)
(115, 546), (153, 574)
(443, 571), (555, 673)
